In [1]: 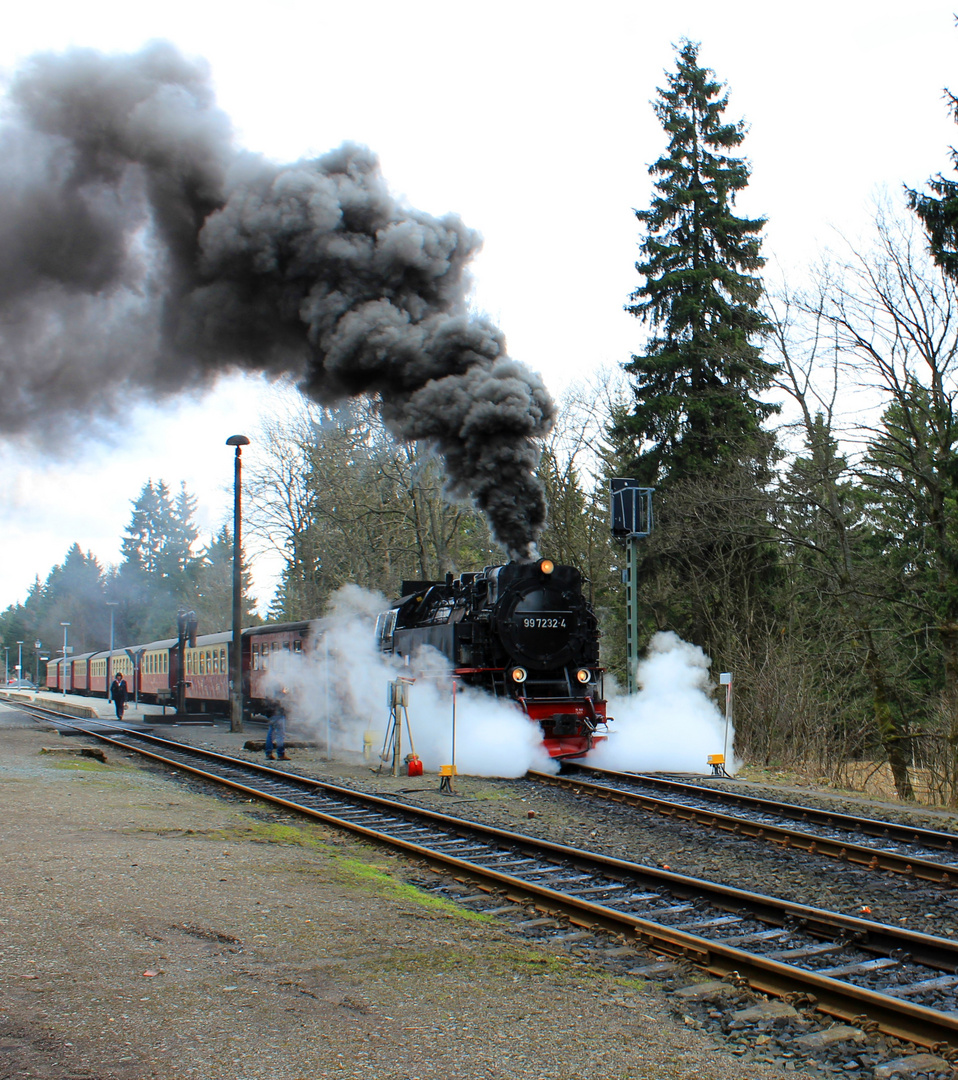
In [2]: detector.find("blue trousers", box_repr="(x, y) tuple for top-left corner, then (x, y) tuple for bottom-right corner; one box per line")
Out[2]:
(265, 714), (286, 756)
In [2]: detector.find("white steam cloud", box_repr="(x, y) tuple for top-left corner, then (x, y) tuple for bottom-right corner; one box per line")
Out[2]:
(587, 632), (735, 773)
(259, 585), (556, 777)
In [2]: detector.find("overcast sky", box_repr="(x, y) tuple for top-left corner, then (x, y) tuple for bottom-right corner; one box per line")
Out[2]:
(0, 1), (955, 615)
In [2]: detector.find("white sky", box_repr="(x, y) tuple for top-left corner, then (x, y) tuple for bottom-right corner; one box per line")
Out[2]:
(0, 0), (955, 615)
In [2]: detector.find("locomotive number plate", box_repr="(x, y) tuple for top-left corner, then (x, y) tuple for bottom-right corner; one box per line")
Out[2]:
(516, 611), (570, 631)
(522, 616), (567, 629)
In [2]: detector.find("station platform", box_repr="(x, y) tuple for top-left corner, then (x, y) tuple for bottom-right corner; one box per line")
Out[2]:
(0, 686), (219, 726)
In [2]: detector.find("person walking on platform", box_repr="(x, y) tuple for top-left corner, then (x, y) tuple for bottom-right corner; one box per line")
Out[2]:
(265, 689), (289, 761)
(110, 672), (128, 720)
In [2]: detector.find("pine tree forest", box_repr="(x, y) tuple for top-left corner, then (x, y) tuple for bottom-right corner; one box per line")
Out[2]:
(7, 39), (958, 803)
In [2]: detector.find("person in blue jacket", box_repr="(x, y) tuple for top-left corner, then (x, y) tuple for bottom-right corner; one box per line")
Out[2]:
(265, 689), (289, 761)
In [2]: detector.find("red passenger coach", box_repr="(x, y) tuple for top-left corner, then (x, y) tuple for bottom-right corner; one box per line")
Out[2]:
(45, 657), (60, 692)
(138, 638), (175, 701)
(182, 631), (231, 706)
(247, 622), (311, 707)
(71, 655), (90, 694)
(40, 619), (319, 717)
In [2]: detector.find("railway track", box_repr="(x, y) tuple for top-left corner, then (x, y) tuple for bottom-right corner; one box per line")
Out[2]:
(17, 701), (958, 1052)
(531, 763), (958, 887)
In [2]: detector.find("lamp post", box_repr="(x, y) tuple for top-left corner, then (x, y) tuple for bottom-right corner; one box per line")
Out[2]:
(226, 435), (250, 733)
(106, 602), (118, 687)
(34, 640), (41, 685)
(60, 622), (70, 693)
(16, 641), (23, 682)
(3, 646), (8, 685)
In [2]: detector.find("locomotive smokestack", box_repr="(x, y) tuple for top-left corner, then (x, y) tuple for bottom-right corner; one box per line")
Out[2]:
(0, 43), (553, 557)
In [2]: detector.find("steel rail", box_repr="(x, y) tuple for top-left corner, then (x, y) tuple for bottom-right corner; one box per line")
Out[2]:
(20, 707), (958, 1050)
(531, 767), (958, 886)
(562, 763), (958, 851)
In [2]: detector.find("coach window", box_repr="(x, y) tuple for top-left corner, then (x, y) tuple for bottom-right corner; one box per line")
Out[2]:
(220, 648), (227, 671)
(293, 640), (302, 654)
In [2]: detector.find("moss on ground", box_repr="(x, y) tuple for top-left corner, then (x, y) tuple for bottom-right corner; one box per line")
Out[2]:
(47, 758), (114, 773)
(209, 819), (331, 847)
(496, 946), (575, 977)
(330, 856), (492, 920)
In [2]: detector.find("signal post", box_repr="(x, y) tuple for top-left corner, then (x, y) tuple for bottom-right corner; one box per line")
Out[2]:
(609, 480), (654, 694)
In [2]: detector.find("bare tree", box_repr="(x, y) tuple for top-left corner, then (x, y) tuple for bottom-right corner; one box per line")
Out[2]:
(763, 207), (958, 800)
(765, 280), (916, 797)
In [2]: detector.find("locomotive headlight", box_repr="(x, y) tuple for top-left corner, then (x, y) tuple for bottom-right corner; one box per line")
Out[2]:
(575, 668), (591, 684)
(539, 559), (555, 575)
(511, 667), (528, 684)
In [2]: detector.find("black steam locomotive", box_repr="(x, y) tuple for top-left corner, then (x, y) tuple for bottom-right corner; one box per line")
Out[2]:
(375, 559), (610, 758)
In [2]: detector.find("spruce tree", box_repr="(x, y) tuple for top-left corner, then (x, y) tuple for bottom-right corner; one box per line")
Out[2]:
(118, 479), (203, 640)
(611, 39), (778, 485)
(908, 90), (958, 279)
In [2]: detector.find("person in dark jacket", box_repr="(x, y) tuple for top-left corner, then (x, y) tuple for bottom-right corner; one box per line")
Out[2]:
(265, 689), (289, 761)
(110, 672), (128, 719)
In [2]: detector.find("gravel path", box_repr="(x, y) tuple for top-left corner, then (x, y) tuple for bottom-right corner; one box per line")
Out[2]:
(0, 711), (818, 1080)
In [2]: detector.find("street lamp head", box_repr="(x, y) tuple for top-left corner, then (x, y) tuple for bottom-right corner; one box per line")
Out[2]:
(60, 622), (70, 627)
(226, 435), (250, 447)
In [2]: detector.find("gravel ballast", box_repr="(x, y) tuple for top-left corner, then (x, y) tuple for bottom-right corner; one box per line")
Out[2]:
(0, 711), (823, 1080)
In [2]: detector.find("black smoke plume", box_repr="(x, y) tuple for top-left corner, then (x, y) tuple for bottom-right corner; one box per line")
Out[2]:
(0, 42), (554, 557)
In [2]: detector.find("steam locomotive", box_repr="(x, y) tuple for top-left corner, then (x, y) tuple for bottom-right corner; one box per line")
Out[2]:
(375, 559), (610, 758)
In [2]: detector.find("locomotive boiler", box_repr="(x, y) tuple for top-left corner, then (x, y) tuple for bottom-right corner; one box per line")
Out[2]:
(375, 559), (610, 758)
